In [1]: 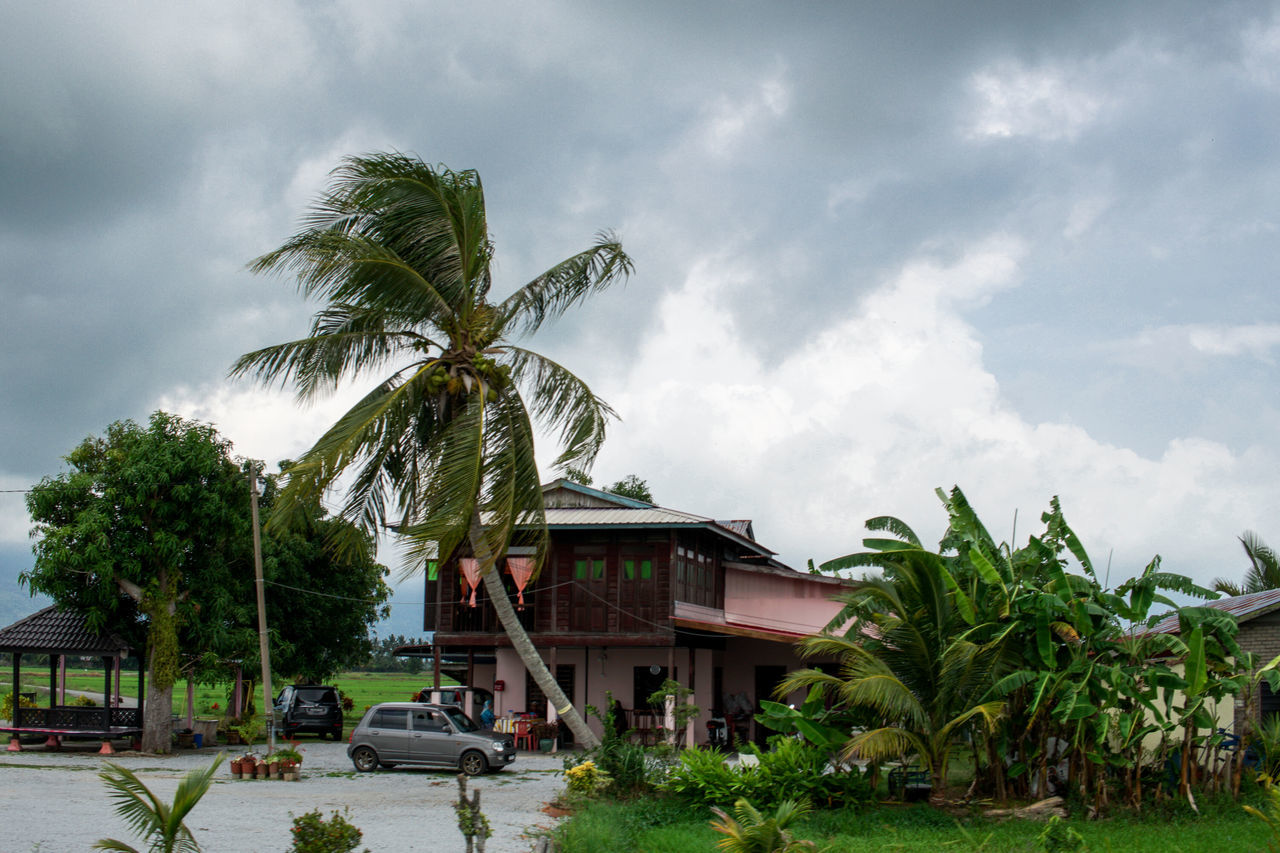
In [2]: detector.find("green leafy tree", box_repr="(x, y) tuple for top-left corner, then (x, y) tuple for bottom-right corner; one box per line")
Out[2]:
(605, 474), (654, 504)
(24, 413), (250, 752)
(231, 153), (632, 747)
(23, 416), (391, 746)
(93, 754), (222, 852)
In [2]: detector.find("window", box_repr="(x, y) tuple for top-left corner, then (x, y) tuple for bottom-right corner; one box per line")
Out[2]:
(370, 708), (409, 729)
(574, 558), (603, 580)
(623, 559), (653, 581)
(413, 709), (446, 732)
(427, 560), (439, 581)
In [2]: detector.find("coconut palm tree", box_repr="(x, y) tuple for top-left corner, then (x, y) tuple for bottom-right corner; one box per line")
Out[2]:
(94, 755), (222, 852)
(231, 153), (632, 747)
(1213, 531), (1280, 597)
(783, 549), (1009, 806)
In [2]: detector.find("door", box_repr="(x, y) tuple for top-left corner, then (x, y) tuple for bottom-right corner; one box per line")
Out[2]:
(364, 707), (411, 761)
(410, 707), (455, 765)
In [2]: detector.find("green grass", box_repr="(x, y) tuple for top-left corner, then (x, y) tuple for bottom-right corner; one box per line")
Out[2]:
(2, 671), (455, 728)
(552, 795), (1274, 852)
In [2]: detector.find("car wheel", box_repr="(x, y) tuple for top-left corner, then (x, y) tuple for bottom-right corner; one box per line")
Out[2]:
(351, 746), (379, 772)
(459, 750), (488, 776)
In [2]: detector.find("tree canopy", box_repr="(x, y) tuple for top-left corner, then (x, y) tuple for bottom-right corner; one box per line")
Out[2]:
(22, 412), (389, 747)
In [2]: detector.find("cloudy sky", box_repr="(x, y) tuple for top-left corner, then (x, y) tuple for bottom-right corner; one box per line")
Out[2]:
(3, 1), (1279, 629)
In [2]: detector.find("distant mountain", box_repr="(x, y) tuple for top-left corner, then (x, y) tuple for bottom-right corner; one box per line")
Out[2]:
(0, 544), (48, 628)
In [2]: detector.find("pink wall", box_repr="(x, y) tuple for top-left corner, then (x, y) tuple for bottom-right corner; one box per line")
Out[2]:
(723, 568), (845, 635)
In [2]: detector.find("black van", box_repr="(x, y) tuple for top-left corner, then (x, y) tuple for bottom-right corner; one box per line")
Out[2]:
(275, 684), (344, 740)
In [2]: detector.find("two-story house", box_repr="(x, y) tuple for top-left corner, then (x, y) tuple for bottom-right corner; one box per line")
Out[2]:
(401, 480), (847, 745)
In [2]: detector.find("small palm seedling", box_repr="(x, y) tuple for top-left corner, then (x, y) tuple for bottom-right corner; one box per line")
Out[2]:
(709, 798), (817, 853)
(93, 754), (222, 852)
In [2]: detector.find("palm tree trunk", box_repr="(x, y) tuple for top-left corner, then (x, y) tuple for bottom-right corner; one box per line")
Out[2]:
(469, 514), (600, 749)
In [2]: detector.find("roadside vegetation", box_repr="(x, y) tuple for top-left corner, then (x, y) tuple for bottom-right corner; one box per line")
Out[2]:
(552, 487), (1280, 850)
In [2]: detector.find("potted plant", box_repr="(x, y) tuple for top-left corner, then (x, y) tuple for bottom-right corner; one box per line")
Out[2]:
(275, 746), (303, 781)
(237, 752), (256, 779)
(233, 717), (263, 749)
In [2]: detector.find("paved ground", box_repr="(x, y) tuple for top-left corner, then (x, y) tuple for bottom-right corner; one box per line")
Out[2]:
(0, 738), (569, 852)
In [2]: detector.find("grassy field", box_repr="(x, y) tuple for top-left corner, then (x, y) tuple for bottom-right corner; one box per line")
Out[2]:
(2, 670), (456, 729)
(554, 794), (1273, 852)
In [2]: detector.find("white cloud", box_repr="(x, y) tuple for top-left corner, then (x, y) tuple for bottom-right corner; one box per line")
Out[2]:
(591, 234), (1277, 588)
(1241, 14), (1280, 89)
(688, 62), (792, 159)
(1113, 323), (1280, 366)
(965, 61), (1107, 142)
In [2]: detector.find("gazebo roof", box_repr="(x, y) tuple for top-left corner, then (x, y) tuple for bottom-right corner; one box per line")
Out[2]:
(0, 606), (131, 656)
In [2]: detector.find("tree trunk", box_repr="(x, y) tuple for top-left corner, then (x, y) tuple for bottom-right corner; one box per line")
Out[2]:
(470, 514), (600, 749)
(141, 649), (173, 753)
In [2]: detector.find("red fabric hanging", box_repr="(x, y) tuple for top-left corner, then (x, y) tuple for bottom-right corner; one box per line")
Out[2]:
(460, 558), (481, 607)
(507, 557), (535, 609)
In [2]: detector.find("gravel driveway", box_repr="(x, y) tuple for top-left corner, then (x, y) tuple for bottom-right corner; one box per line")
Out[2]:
(0, 739), (568, 852)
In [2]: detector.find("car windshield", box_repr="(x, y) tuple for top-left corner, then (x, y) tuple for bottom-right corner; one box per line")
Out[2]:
(443, 707), (479, 732)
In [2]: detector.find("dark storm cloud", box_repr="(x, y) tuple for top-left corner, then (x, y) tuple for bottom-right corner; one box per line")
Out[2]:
(1, 0), (1279, 587)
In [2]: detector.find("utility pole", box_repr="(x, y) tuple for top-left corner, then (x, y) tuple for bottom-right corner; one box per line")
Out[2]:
(249, 463), (276, 753)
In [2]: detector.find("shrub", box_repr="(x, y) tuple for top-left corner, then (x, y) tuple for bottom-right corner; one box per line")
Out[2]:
(566, 759), (613, 797)
(663, 742), (872, 811)
(70, 694), (98, 707)
(570, 694), (671, 797)
(289, 809), (367, 853)
(1, 692), (36, 720)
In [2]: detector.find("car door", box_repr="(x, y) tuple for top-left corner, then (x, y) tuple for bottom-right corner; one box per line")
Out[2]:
(364, 707), (411, 762)
(275, 686), (295, 723)
(409, 708), (455, 766)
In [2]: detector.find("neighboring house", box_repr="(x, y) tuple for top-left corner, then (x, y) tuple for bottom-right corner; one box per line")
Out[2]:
(1150, 588), (1280, 736)
(400, 480), (847, 745)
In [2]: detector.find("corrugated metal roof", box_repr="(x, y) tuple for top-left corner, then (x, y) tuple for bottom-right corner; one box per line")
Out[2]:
(716, 520), (754, 539)
(545, 505), (776, 557)
(544, 506), (710, 526)
(0, 605), (131, 655)
(1149, 588), (1280, 634)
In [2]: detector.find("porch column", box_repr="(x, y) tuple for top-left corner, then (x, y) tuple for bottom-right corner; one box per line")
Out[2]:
(185, 676), (195, 729)
(547, 647), (558, 724)
(58, 655), (66, 705)
(685, 647), (695, 748)
(231, 664), (242, 719)
(432, 643), (442, 693)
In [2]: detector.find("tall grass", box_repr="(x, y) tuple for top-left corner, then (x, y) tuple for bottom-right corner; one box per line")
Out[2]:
(551, 795), (1273, 852)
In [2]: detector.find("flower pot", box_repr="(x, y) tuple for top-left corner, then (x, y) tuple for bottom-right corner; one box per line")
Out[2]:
(539, 738), (555, 752)
(229, 758), (243, 776)
(255, 762), (268, 779)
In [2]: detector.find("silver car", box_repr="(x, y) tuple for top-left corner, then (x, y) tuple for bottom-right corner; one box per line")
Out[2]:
(347, 702), (516, 776)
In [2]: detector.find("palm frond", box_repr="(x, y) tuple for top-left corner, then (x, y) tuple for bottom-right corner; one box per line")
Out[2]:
(504, 346), (616, 471)
(498, 231), (633, 337)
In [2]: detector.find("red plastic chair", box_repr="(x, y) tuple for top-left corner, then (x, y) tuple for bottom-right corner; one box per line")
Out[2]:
(513, 719), (536, 751)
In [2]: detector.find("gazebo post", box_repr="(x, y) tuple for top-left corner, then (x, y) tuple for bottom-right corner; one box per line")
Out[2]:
(47, 656), (57, 708)
(8, 652), (21, 751)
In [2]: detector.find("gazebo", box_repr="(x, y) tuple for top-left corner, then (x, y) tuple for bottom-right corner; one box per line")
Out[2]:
(0, 606), (143, 749)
